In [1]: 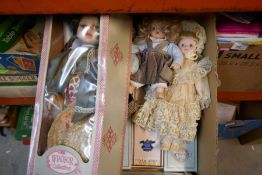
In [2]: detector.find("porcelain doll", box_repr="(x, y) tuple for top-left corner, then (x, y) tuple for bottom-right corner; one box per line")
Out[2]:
(133, 23), (212, 154)
(159, 31), (212, 153)
(38, 15), (99, 163)
(130, 17), (184, 100)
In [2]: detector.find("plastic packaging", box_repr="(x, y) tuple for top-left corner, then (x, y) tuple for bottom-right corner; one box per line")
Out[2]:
(37, 15), (100, 163)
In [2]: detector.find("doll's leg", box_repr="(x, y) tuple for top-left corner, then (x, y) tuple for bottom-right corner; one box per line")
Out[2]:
(156, 87), (165, 99)
(129, 81), (145, 105)
(128, 81), (146, 117)
(151, 83), (167, 99)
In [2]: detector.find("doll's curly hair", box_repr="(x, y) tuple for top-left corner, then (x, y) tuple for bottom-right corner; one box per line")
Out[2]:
(133, 16), (182, 44)
(179, 31), (199, 42)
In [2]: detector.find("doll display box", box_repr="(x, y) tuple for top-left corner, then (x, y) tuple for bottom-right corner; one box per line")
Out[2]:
(27, 15), (132, 175)
(28, 14), (218, 175)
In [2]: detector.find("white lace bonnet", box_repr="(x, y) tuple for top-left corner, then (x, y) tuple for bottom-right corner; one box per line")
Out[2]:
(181, 20), (207, 55)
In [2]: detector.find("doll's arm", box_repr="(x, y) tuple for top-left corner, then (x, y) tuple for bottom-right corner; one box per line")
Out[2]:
(167, 43), (184, 69)
(195, 76), (211, 110)
(132, 42), (147, 53)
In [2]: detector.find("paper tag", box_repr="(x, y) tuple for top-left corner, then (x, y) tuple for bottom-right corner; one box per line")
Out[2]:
(231, 42), (248, 51)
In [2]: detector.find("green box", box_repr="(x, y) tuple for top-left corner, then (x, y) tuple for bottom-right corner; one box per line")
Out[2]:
(15, 106), (34, 140)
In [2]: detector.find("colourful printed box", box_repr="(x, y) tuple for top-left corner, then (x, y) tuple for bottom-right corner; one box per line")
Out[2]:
(15, 106), (34, 140)
(0, 16), (44, 74)
(0, 53), (40, 74)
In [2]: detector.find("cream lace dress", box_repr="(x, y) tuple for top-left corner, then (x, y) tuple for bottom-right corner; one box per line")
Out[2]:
(133, 57), (212, 153)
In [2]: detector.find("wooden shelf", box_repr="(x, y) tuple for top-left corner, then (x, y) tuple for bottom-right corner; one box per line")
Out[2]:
(0, 97), (35, 105)
(0, 0), (262, 14)
(218, 92), (262, 101)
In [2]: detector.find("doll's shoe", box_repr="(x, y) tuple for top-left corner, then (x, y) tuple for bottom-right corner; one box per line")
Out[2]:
(133, 87), (146, 105)
(155, 88), (165, 99)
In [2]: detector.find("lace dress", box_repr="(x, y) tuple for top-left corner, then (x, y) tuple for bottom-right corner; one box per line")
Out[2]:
(133, 57), (212, 153)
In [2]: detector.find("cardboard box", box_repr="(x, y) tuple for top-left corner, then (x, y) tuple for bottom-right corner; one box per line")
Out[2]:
(122, 119), (132, 170)
(164, 139), (197, 172)
(132, 124), (163, 169)
(217, 42), (262, 92)
(28, 14), (218, 175)
(239, 101), (262, 120)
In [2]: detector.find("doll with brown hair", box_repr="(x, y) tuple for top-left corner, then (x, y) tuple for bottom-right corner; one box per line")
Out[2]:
(130, 16), (183, 101)
(38, 15), (100, 163)
(133, 21), (212, 154)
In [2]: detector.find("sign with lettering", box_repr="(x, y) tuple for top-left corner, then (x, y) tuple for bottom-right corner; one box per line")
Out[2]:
(47, 149), (79, 174)
(217, 44), (262, 92)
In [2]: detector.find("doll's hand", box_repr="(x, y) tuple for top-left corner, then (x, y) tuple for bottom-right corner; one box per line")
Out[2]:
(171, 62), (181, 70)
(200, 98), (211, 110)
(16, 30), (42, 54)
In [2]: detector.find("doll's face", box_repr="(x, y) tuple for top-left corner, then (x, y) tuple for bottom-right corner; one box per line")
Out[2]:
(149, 21), (166, 39)
(178, 37), (197, 57)
(77, 16), (99, 45)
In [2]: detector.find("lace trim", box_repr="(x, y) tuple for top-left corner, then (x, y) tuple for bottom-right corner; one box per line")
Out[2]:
(133, 98), (201, 141)
(175, 57), (212, 84)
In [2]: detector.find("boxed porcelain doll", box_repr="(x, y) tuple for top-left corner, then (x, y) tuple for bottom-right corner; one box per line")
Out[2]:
(27, 15), (132, 175)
